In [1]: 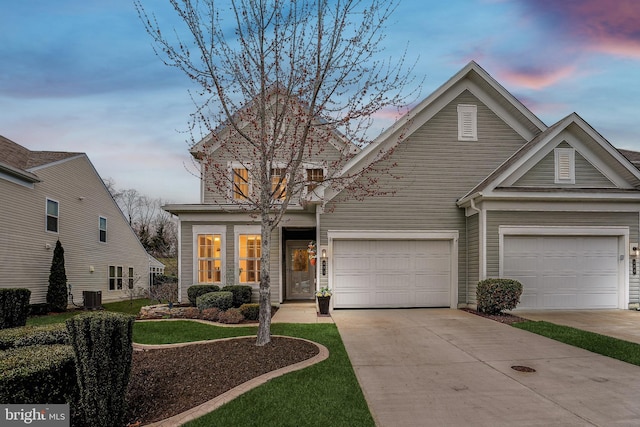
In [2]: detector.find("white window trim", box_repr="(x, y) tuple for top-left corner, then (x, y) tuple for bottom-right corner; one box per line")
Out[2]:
(457, 104), (477, 141)
(193, 225), (226, 285)
(46, 198), (59, 234)
(99, 216), (107, 243)
(234, 225), (261, 285)
(554, 147), (575, 184)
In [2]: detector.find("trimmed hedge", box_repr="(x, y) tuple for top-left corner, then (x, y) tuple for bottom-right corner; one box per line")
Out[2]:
(0, 288), (31, 329)
(66, 312), (134, 427)
(476, 278), (523, 315)
(0, 323), (68, 350)
(239, 303), (260, 321)
(0, 344), (77, 404)
(218, 308), (244, 324)
(187, 284), (220, 306)
(197, 291), (234, 312)
(222, 285), (252, 307)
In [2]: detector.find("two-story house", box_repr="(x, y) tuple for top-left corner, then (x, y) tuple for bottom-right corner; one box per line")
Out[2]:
(166, 61), (640, 311)
(0, 136), (163, 306)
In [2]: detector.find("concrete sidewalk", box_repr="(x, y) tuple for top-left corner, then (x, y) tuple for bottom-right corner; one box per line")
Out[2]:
(514, 309), (640, 345)
(333, 309), (640, 427)
(271, 302), (334, 324)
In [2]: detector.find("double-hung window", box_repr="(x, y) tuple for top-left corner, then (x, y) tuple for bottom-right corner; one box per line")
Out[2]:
(128, 267), (135, 289)
(46, 199), (59, 233)
(236, 226), (261, 284)
(109, 265), (123, 290)
(271, 168), (287, 200)
(197, 234), (223, 283)
(306, 168), (324, 193)
(232, 167), (250, 200)
(99, 217), (107, 243)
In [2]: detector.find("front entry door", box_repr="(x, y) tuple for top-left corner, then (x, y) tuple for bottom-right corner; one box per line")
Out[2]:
(285, 240), (315, 300)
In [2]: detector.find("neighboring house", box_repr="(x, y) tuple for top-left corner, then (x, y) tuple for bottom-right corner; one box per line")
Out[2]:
(0, 136), (163, 305)
(165, 61), (640, 311)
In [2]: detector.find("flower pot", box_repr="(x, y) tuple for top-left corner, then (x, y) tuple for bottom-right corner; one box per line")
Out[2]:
(317, 296), (330, 315)
(310, 258), (316, 266)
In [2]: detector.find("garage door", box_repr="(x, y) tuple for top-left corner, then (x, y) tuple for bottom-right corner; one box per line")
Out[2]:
(332, 239), (452, 308)
(503, 235), (620, 309)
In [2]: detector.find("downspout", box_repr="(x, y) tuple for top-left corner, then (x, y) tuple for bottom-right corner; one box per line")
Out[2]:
(468, 197), (482, 307)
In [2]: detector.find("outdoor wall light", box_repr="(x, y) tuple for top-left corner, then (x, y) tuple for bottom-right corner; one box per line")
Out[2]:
(321, 248), (328, 277)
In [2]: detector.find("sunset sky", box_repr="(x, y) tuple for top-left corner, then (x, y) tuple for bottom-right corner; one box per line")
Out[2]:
(1, 0), (639, 203)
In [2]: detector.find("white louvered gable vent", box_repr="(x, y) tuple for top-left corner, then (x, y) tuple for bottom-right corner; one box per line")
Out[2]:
(457, 104), (477, 141)
(554, 147), (575, 184)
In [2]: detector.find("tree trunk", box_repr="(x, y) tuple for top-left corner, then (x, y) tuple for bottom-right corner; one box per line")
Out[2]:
(256, 222), (272, 346)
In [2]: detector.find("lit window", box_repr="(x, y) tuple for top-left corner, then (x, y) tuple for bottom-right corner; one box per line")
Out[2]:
(271, 168), (287, 200)
(233, 168), (249, 200)
(239, 234), (261, 283)
(306, 168), (324, 192)
(197, 234), (222, 283)
(99, 217), (107, 243)
(46, 199), (59, 233)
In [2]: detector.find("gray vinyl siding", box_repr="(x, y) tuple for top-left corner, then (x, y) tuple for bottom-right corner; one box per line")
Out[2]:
(514, 142), (616, 188)
(0, 156), (153, 304)
(485, 210), (640, 305)
(321, 90), (528, 304)
(466, 214), (479, 304)
(180, 221), (281, 303)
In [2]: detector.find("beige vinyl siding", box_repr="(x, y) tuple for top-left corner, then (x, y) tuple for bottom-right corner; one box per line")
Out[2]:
(0, 156), (153, 304)
(514, 142), (616, 188)
(321, 90), (528, 304)
(485, 210), (640, 305)
(466, 214), (480, 304)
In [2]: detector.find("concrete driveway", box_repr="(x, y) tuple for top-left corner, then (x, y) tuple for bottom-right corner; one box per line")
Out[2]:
(332, 309), (640, 427)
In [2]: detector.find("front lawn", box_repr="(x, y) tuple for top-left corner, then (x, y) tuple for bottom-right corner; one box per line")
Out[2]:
(26, 298), (153, 326)
(133, 321), (375, 427)
(513, 321), (640, 366)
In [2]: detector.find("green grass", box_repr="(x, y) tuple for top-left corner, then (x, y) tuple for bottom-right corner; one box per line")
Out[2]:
(513, 321), (640, 366)
(134, 321), (375, 427)
(26, 298), (153, 326)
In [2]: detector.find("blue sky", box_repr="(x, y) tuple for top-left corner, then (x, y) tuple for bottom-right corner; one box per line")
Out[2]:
(2, 0), (639, 203)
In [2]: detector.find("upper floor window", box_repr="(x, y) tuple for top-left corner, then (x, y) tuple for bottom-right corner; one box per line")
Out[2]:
(271, 168), (287, 200)
(233, 167), (250, 200)
(306, 168), (324, 193)
(99, 216), (107, 243)
(46, 199), (59, 233)
(554, 147), (575, 184)
(457, 104), (477, 141)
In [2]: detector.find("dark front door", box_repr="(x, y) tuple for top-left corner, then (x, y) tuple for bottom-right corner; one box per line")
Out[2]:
(285, 240), (315, 300)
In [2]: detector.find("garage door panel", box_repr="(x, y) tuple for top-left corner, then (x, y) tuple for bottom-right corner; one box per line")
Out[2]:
(504, 235), (620, 310)
(333, 239), (452, 308)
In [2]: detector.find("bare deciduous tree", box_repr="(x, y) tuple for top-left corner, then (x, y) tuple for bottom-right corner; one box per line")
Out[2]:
(135, 0), (416, 345)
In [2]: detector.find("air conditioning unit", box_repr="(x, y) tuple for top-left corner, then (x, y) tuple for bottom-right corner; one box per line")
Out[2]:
(83, 291), (102, 310)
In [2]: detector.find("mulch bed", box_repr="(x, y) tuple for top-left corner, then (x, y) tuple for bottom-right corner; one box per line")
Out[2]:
(125, 336), (319, 426)
(460, 308), (529, 325)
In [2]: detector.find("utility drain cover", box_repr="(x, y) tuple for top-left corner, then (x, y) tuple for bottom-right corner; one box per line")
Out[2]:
(511, 365), (536, 373)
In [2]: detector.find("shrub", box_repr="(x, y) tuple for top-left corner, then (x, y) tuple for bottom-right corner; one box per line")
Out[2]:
(0, 323), (68, 350)
(66, 312), (135, 427)
(0, 288), (31, 329)
(29, 303), (50, 316)
(218, 308), (244, 324)
(222, 285), (253, 307)
(201, 307), (221, 322)
(187, 284), (220, 306)
(0, 344), (77, 404)
(147, 281), (178, 305)
(47, 240), (68, 312)
(476, 278), (523, 315)
(197, 291), (234, 312)
(239, 303), (260, 321)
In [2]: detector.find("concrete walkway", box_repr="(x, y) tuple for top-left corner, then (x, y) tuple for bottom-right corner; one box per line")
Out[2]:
(332, 308), (640, 427)
(271, 301), (334, 324)
(514, 309), (640, 345)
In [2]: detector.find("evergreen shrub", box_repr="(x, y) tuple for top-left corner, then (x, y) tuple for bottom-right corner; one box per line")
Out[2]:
(239, 303), (260, 321)
(47, 240), (68, 312)
(0, 323), (68, 350)
(187, 284), (220, 306)
(222, 285), (252, 307)
(476, 278), (523, 315)
(0, 288), (31, 329)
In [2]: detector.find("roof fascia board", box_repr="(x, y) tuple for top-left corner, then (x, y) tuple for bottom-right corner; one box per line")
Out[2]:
(27, 153), (86, 172)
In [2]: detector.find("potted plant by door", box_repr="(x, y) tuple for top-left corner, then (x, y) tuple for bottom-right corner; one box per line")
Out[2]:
(308, 241), (317, 266)
(316, 287), (332, 315)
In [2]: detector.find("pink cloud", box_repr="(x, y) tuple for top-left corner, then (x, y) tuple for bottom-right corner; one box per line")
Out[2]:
(496, 65), (577, 90)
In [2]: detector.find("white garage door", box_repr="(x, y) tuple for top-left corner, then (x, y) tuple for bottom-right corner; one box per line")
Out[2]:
(503, 235), (620, 309)
(332, 239), (452, 308)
